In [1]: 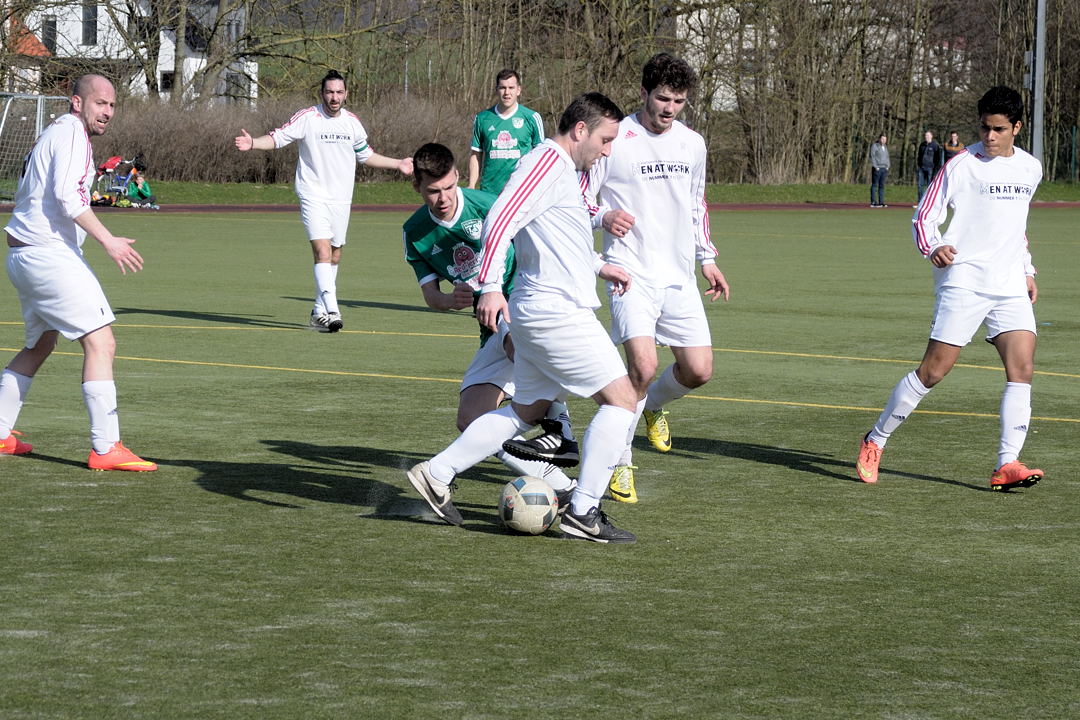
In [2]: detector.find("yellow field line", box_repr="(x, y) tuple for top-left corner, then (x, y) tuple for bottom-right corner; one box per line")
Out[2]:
(1, 345), (1076, 424)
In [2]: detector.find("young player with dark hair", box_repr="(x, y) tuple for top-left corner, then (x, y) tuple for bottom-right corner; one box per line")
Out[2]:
(857, 86), (1045, 491)
(512, 53), (729, 504)
(402, 142), (576, 492)
(234, 70), (412, 332)
(467, 69), (544, 193)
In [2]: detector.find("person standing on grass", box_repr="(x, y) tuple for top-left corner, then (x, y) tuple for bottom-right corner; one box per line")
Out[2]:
(916, 130), (943, 203)
(869, 133), (890, 207)
(402, 142), (577, 494)
(234, 69), (413, 333)
(507, 53), (728, 505)
(467, 69), (544, 194)
(0, 74), (156, 471)
(406, 93), (641, 543)
(857, 86), (1044, 491)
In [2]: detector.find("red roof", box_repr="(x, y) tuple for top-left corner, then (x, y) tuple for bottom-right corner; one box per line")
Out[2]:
(9, 19), (51, 58)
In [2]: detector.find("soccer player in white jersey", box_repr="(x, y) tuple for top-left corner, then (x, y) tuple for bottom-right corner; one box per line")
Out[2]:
(402, 142), (577, 493)
(0, 74), (156, 471)
(234, 70), (413, 332)
(579, 53), (728, 503)
(406, 93), (641, 543)
(857, 86), (1045, 491)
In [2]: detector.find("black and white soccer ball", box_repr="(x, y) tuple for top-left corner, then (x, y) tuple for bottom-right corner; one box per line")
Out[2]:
(499, 476), (558, 535)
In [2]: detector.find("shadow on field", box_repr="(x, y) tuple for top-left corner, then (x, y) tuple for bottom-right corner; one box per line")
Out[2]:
(114, 306), (297, 329)
(671, 435), (989, 491)
(182, 439), (515, 528)
(282, 295), (443, 316)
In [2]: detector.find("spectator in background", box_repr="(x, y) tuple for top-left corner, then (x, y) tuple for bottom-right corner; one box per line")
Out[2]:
(943, 130), (965, 162)
(868, 133), (890, 208)
(916, 130), (942, 203)
(127, 173), (158, 209)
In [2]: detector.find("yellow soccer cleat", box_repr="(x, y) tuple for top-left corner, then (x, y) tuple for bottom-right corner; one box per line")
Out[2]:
(643, 408), (671, 452)
(608, 464), (638, 503)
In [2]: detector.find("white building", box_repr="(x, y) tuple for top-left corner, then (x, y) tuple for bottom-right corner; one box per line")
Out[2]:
(4, 0), (257, 103)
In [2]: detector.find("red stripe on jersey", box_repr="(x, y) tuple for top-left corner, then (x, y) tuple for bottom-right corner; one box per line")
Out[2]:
(74, 122), (92, 206)
(700, 197), (716, 255)
(914, 155), (954, 255)
(579, 172), (600, 217)
(271, 107), (316, 138)
(478, 148), (559, 281)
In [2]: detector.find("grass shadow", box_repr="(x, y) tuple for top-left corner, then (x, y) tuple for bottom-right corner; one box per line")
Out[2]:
(668, 435), (989, 491)
(114, 307), (297, 329)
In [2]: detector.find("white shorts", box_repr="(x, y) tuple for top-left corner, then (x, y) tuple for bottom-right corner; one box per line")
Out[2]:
(6, 244), (115, 348)
(929, 286), (1037, 346)
(299, 199), (351, 246)
(459, 319), (515, 396)
(608, 279), (712, 347)
(508, 299), (627, 405)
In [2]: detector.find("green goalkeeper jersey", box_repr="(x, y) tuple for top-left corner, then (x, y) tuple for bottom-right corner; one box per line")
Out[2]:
(402, 187), (515, 344)
(470, 104), (544, 193)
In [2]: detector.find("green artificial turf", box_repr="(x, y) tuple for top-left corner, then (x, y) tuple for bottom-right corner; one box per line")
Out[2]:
(0, 208), (1077, 718)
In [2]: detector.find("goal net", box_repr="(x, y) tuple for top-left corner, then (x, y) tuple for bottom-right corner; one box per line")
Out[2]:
(0, 93), (68, 200)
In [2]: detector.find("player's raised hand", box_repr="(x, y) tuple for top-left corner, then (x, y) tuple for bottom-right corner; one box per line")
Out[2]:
(476, 291), (509, 333)
(702, 264), (729, 301)
(235, 129), (253, 151)
(100, 235), (144, 274)
(602, 209), (635, 238)
(599, 263), (632, 296)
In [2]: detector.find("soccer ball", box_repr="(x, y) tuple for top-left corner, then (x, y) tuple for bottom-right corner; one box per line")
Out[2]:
(499, 476), (558, 535)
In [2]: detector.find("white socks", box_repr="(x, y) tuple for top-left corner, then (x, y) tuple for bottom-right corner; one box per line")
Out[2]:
(868, 371), (930, 447)
(998, 382), (1032, 467)
(82, 380), (119, 455)
(571, 405), (636, 515)
(428, 405), (532, 485)
(0, 369), (32, 437)
(645, 364), (692, 411)
(313, 262), (339, 314)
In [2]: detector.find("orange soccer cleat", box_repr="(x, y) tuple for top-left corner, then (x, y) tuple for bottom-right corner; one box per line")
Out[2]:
(990, 461), (1043, 491)
(856, 434), (882, 484)
(0, 430), (32, 455)
(88, 441), (158, 472)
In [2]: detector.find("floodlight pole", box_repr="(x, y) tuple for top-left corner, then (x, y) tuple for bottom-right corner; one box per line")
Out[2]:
(1032, 0), (1046, 163)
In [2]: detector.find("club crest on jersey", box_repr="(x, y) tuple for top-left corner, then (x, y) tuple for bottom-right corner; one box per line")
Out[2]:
(461, 219), (483, 240)
(512, 117), (524, 129)
(494, 130), (517, 149)
(448, 242), (480, 278)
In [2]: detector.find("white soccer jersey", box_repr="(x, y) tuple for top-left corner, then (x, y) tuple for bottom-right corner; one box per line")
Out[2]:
(586, 114), (716, 288)
(477, 140), (605, 309)
(914, 141), (1041, 297)
(271, 105), (374, 204)
(4, 114), (94, 250)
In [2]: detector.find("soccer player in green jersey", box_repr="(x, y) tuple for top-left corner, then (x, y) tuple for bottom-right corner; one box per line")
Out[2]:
(404, 143), (577, 492)
(467, 69), (544, 194)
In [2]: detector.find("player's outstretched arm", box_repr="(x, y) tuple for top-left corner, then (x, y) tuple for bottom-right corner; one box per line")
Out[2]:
(234, 129), (274, 152)
(74, 210), (143, 274)
(363, 153), (414, 176)
(701, 263), (730, 301)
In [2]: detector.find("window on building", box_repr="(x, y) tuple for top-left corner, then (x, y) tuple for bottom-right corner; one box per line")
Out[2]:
(160, 72), (174, 93)
(82, 1), (98, 46)
(224, 72), (247, 103)
(42, 17), (58, 53)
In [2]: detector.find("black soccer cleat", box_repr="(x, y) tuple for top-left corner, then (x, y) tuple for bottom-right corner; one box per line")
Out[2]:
(502, 419), (579, 468)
